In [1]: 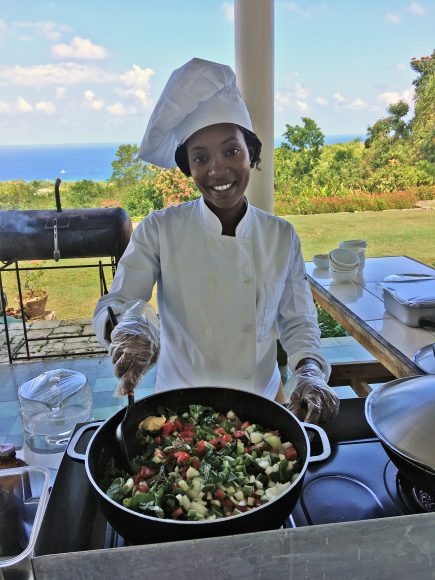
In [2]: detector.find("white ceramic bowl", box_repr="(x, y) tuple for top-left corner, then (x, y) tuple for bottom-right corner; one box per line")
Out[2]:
(313, 254), (330, 269)
(329, 266), (358, 282)
(329, 248), (359, 270)
(339, 239), (367, 249)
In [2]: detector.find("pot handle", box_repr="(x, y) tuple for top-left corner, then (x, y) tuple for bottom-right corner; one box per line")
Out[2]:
(301, 422), (331, 463)
(67, 422), (101, 462)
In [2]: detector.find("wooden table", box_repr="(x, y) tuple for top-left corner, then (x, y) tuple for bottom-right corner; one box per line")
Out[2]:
(306, 256), (435, 388)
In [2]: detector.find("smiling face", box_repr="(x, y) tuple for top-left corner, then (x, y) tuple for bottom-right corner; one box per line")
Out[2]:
(186, 123), (251, 212)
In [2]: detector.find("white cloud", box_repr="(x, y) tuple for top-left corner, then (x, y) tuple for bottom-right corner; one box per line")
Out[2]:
(56, 87), (66, 99)
(120, 64), (154, 88)
(284, 2), (312, 17)
(221, 2), (234, 22)
(385, 12), (402, 24)
(83, 90), (105, 111)
(407, 2), (426, 15)
(35, 101), (56, 114)
(275, 91), (293, 112)
(0, 101), (10, 113)
(315, 97), (328, 106)
(283, 2), (327, 17)
(294, 81), (309, 99)
(296, 100), (309, 112)
(16, 96), (33, 112)
(0, 62), (115, 86)
(333, 92), (346, 103)
(12, 20), (70, 42)
(377, 88), (414, 106)
(396, 63), (406, 70)
(107, 102), (138, 116)
(52, 36), (108, 60)
(345, 98), (368, 110)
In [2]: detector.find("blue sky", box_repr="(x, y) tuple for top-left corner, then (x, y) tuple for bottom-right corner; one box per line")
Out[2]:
(0, 0), (433, 145)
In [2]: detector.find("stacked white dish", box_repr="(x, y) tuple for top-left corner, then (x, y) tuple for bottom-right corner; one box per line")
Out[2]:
(339, 240), (367, 269)
(329, 247), (359, 282)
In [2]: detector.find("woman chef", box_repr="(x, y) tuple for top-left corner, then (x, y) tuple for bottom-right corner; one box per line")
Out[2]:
(93, 58), (339, 425)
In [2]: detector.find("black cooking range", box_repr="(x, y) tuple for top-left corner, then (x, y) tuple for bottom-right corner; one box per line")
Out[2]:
(34, 397), (434, 556)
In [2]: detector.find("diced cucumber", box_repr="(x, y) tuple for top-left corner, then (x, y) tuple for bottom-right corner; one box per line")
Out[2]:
(249, 431), (264, 444)
(247, 496), (255, 506)
(190, 501), (209, 516)
(122, 477), (134, 494)
(234, 490), (244, 502)
(264, 435), (282, 449)
(177, 479), (189, 492)
(176, 493), (191, 511)
(186, 466), (200, 479)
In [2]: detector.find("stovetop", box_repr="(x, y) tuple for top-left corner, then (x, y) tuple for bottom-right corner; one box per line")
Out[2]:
(34, 398), (429, 556)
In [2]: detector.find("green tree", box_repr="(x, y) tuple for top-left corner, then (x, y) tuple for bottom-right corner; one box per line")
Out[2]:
(410, 51), (435, 164)
(282, 117), (325, 175)
(109, 144), (148, 186)
(68, 180), (105, 208)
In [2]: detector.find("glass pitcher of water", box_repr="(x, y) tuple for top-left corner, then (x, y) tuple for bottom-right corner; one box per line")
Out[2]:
(18, 369), (92, 456)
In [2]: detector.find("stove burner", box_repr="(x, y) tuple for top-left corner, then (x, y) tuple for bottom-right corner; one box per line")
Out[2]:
(396, 472), (435, 513)
(412, 487), (435, 513)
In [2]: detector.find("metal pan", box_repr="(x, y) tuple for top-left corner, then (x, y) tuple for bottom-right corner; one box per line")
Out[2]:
(365, 375), (435, 493)
(68, 386), (330, 545)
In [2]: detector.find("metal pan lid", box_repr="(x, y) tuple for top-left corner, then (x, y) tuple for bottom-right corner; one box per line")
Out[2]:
(365, 375), (435, 471)
(414, 343), (435, 374)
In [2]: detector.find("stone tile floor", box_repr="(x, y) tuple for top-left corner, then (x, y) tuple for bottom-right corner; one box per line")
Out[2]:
(0, 329), (375, 448)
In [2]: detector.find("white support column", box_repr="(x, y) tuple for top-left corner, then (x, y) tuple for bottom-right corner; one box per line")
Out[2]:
(235, 0), (274, 213)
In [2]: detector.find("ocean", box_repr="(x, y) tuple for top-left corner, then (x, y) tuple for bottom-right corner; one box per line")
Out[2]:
(0, 135), (364, 182)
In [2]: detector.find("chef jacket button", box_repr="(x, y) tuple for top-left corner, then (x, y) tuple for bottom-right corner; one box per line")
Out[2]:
(203, 328), (212, 336)
(243, 324), (253, 333)
(243, 278), (253, 284)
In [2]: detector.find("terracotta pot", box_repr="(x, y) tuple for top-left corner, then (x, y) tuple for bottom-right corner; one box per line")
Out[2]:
(23, 291), (48, 319)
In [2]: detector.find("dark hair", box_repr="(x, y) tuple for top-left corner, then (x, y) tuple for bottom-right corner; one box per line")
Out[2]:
(175, 125), (262, 177)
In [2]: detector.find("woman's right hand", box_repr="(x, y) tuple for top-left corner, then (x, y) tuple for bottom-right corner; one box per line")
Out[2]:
(109, 300), (160, 396)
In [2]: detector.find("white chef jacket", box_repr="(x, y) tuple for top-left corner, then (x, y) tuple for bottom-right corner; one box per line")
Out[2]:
(93, 196), (330, 400)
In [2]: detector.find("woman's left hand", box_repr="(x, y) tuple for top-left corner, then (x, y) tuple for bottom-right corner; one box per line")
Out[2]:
(285, 361), (339, 424)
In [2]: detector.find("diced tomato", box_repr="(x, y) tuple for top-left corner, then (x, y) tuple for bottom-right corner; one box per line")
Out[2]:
(154, 435), (161, 444)
(195, 440), (207, 454)
(138, 481), (149, 493)
(215, 489), (226, 500)
(161, 421), (174, 438)
(284, 447), (298, 461)
(182, 423), (196, 432)
(241, 421), (251, 429)
(174, 451), (191, 465)
(222, 498), (233, 508)
(191, 457), (201, 469)
(254, 498), (262, 507)
(223, 434), (232, 443)
(244, 446), (253, 453)
(140, 466), (155, 479)
(171, 507), (184, 519)
(174, 419), (183, 431)
(209, 437), (225, 450)
(179, 431), (195, 439)
(214, 427), (226, 435)
(233, 430), (247, 439)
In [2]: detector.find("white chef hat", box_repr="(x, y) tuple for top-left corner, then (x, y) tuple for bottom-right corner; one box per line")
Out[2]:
(139, 57), (253, 168)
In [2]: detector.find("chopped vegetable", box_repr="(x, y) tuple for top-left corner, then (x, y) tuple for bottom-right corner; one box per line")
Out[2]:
(105, 403), (300, 520)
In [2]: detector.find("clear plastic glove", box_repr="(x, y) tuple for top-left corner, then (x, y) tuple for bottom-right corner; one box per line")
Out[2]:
(285, 361), (339, 424)
(109, 300), (160, 397)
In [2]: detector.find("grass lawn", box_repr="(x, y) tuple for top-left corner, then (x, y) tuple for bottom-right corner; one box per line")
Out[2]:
(1, 208), (434, 321)
(287, 208), (435, 267)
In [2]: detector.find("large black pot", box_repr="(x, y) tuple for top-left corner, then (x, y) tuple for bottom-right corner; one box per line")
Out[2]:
(365, 375), (435, 494)
(68, 387), (330, 545)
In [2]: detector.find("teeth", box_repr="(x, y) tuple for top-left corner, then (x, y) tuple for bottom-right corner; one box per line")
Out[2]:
(213, 183), (232, 191)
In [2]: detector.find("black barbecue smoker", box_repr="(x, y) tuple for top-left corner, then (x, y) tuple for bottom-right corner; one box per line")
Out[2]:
(0, 179), (133, 363)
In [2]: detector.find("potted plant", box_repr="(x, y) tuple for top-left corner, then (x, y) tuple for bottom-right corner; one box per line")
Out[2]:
(19, 261), (49, 319)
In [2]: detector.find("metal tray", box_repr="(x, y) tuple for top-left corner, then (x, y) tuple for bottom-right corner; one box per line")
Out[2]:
(0, 466), (50, 579)
(415, 343), (435, 374)
(383, 290), (435, 328)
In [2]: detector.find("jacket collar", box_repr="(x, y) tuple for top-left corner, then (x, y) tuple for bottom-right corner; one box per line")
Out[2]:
(198, 196), (252, 238)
